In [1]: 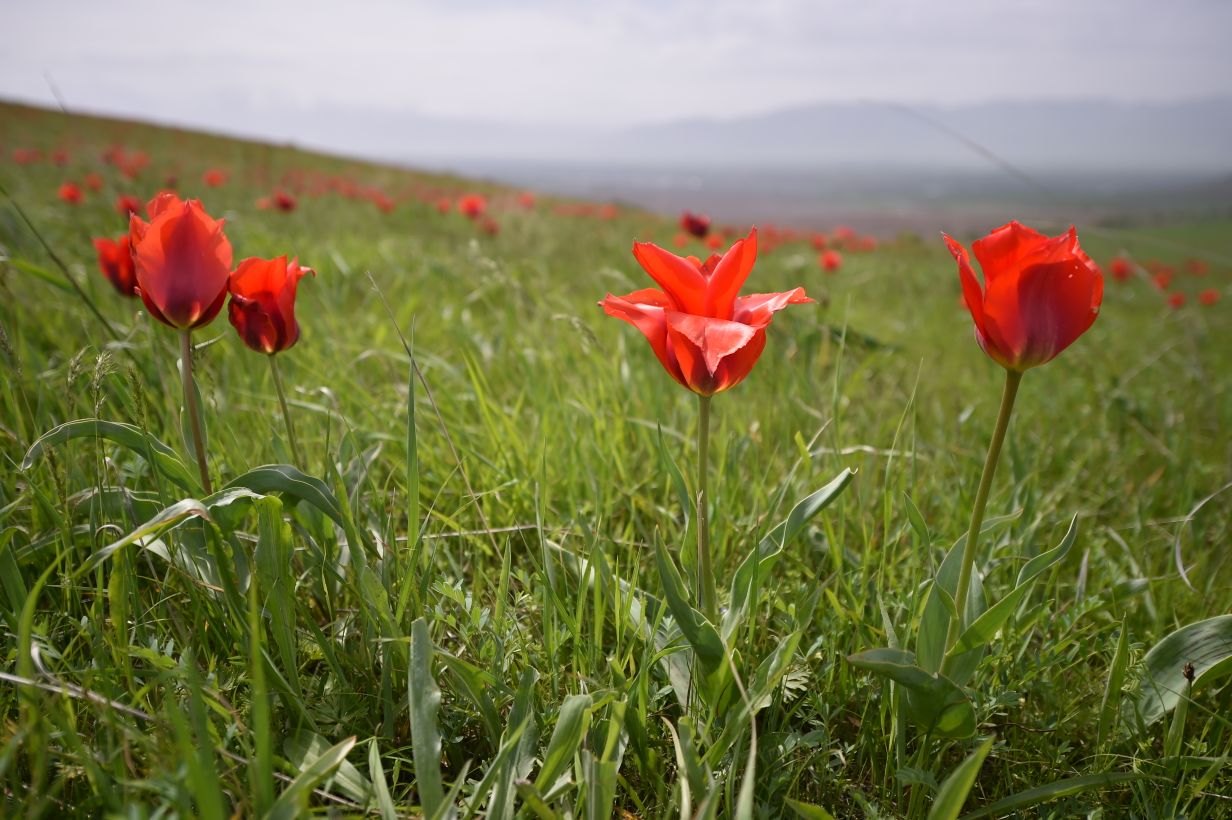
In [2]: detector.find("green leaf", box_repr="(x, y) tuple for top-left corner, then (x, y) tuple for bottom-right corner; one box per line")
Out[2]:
(8, 256), (74, 291)
(22, 418), (198, 491)
(958, 771), (1148, 819)
(1134, 614), (1232, 727)
(265, 736), (357, 820)
(368, 739), (399, 820)
(785, 798), (837, 819)
(1097, 623), (1131, 750)
(928, 736), (993, 820)
(82, 498), (210, 573)
(408, 618), (445, 815)
(535, 693), (593, 794)
(655, 537), (726, 675)
(847, 648), (976, 738)
(723, 469), (854, 641)
(947, 516), (1077, 659)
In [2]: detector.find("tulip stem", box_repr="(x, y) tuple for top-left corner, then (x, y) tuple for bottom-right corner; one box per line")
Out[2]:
(697, 394), (718, 623)
(180, 331), (212, 495)
(269, 354), (302, 470)
(946, 368), (1022, 658)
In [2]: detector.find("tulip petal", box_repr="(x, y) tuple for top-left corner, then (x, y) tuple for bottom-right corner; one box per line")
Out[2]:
(943, 233), (987, 331)
(1005, 258), (1102, 368)
(705, 229), (758, 317)
(970, 221), (1051, 282)
(600, 291), (686, 388)
(664, 311), (757, 376)
(712, 328), (767, 393)
(732, 287), (813, 329)
(631, 242), (707, 315)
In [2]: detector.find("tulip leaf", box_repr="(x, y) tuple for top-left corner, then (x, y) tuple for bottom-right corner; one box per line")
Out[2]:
(535, 692), (594, 795)
(847, 648), (976, 738)
(22, 418), (198, 491)
(1133, 614), (1232, 728)
(957, 771), (1150, 819)
(408, 618), (444, 815)
(947, 515), (1078, 660)
(655, 537), (727, 675)
(81, 497), (211, 573)
(224, 464), (365, 556)
(722, 468), (854, 641)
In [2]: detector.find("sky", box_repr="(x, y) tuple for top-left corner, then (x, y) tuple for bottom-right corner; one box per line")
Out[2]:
(2, 0), (1230, 133)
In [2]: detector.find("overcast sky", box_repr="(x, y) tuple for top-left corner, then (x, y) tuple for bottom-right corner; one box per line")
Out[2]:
(3, 0), (1230, 131)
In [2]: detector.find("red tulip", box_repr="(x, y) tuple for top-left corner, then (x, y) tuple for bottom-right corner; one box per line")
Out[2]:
(944, 221), (1102, 372)
(115, 194), (143, 216)
(517, 191), (536, 209)
(93, 234), (138, 296)
(672, 233), (690, 249)
(600, 229), (812, 395)
(821, 249), (842, 272)
(435, 197), (452, 214)
(1152, 270), (1174, 291)
(811, 234), (828, 250)
(202, 168), (228, 187)
(1167, 291), (1186, 309)
(1109, 257), (1132, 282)
(228, 256), (313, 353)
(83, 172), (105, 192)
(51, 149), (70, 166)
(1186, 258), (1209, 276)
(129, 193), (233, 329)
(59, 182), (83, 204)
(479, 217), (500, 236)
(458, 194), (487, 219)
(680, 210), (711, 239)
(599, 204), (619, 220)
(1199, 288), (1220, 306)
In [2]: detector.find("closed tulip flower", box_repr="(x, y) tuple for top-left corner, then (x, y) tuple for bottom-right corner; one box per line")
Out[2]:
(601, 228), (812, 396)
(93, 234), (138, 296)
(129, 193), (233, 329)
(944, 221), (1102, 372)
(227, 256), (313, 354)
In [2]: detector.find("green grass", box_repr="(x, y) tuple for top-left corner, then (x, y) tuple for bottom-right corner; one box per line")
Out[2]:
(1, 100), (1230, 818)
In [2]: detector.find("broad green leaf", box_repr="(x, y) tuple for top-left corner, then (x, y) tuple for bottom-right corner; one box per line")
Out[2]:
(82, 498), (210, 572)
(958, 772), (1148, 819)
(535, 693), (593, 794)
(785, 798), (837, 819)
(655, 537), (726, 675)
(947, 516), (1077, 659)
(23, 418), (198, 491)
(1097, 623), (1131, 750)
(847, 648), (976, 738)
(928, 736), (993, 820)
(723, 469), (854, 641)
(1134, 614), (1232, 727)
(408, 618), (445, 815)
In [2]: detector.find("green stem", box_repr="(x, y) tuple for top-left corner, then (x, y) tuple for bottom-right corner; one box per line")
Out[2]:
(697, 394), (717, 623)
(180, 331), (212, 495)
(946, 368), (1022, 655)
(269, 354), (302, 470)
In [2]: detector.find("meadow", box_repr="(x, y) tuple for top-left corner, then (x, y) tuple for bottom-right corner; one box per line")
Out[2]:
(1, 100), (1230, 818)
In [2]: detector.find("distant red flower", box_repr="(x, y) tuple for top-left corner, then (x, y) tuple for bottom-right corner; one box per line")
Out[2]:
(202, 168), (228, 187)
(83, 172), (104, 191)
(1152, 270), (1174, 291)
(93, 234), (138, 296)
(1198, 288), (1220, 306)
(601, 228), (812, 395)
(371, 192), (396, 213)
(1186, 258), (1210, 276)
(673, 232), (690, 249)
(58, 182), (83, 204)
(821, 249), (842, 272)
(944, 221), (1102, 371)
(435, 197), (452, 214)
(705, 234), (724, 250)
(458, 194), (487, 219)
(12, 148), (41, 165)
(115, 194), (143, 216)
(856, 236), (878, 252)
(680, 210), (711, 239)
(228, 256), (313, 353)
(120, 151), (149, 179)
(1109, 257), (1133, 282)
(129, 193), (233, 329)
(479, 217), (500, 236)
(258, 191), (297, 212)
(599, 204), (619, 220)
(518, 191), (537, 209)
(51, 148), (70, 166)
(1167, 292), (1186, 309)
(811, 234), (828, 250)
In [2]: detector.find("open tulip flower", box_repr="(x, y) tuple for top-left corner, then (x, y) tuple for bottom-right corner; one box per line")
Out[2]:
(130, 193), (233, 330)
(93, 234), (138, 296)
(601, 229), (812, 396)
(228, 256), (313, 354)
(944, 221), (1102, 372)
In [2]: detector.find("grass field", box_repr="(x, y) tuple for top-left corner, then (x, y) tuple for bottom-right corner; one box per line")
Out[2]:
(1, 100), (1230, 818)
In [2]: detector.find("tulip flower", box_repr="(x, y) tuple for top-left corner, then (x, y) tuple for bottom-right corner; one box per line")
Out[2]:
(943, 221), (1102, 373)
(601, 229), (812, 620)
(229, 256), (314, 467)
(821, 249), (842, 272)
(680, 210), (711, 239)
(59, 182), (83, 204)
(939, 221), (1103, 665)
(130, 193), (234, 493)
(1109, 257), (1133, 282)
(1199, 288), (1220, 306)
(227, 256), (313, 355)
(115, 194), (143, 216)
(458, 194), (487, 219)
(84, 172), (105, 192)
(202, 168), (228, 187)
(93, 235), (138, 296)
(517, 191), (536, 209)
(1168, 292), (1186, 309)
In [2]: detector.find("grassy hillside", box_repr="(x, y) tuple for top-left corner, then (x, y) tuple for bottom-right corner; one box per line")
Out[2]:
(1, 101), (1230, 817)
